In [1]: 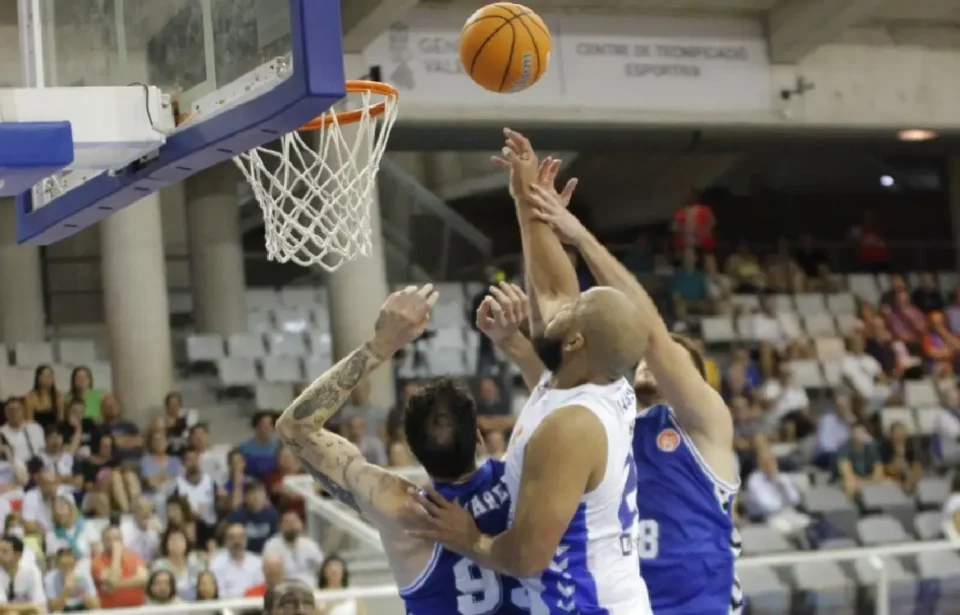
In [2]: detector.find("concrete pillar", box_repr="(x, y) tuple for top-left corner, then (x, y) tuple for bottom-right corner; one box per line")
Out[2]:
(0, 199), (46, 344)
(949, 158), (960, 271)
(185, 163), (247, 335)
(327, 54), (393, 411)
(100, 194), (173, 421)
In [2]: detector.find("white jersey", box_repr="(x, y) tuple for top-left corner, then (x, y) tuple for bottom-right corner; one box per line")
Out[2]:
(504, 373), (652, 615)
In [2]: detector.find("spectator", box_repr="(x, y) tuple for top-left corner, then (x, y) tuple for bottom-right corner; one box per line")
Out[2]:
(342, 414), (386, 466)
(763, 238), (803, 294)
(120, 500), (161, 562)
(194, 570), (219, 601)
(731, 397), (769, 474)
(237, 413), (280, 481)
(880, 421), (922, 494)
(927, 312), (960, 375)
(0, 535), (45, 608)
(24, 365), (63, 431)
(263, 511), (324, 587)
(172, 448), (220, 549)
(44, 548), (99, 612)
(475, 377), (513, 434)
(223, 449), (249, 512)
(162, 392), (197, 458)
(793, 233), (829, 288)
(73, 434), (137, 517)
(163, 497), (198, 549)
(209, 523), (263, 598)
(1, 397), (44, 465)
(141, 429), (184, 497)
(96, 395), (143, 464)
(387, 440), (415, 467)
(702, 253), (732, 316)
(0, 435), (28, 503)
(814, 392), (855, 470)
(37, 426), (74, 489)
(244, 553), (285, 598)
(836, 422), (885, 499)
(725, 241), (765, 293)
(841, 332), (890, 411)
(265, 447), (304, 518)
(759, 363), (812, 441)
(671, 188), (716, 255)
(60, 399), (96, 458)
(721, 361), (755, 404)
(946, 287), (960, 335)
(151, 528), (205, 601)
(22, 469), (72, 534)
(744, 441), (809, 537)
(880, 274), (908, 308)
(318, 555), (364, 615)
(913, 272), (945, 313)
(885, 289), (925, 345)
(228, 482), (278, 554)
(90, 525), (147, 608)
(145, 569), (179, 605)
(936, 385), (960, 467)
(670, 249), (711, 320)
(749, 295), (789, 377)
(45, 495), (100, 562)
(187, 423), (228, 487)
(621, 234), (655, 276)
(64, 367), (103, 421)
(849, 210), (889, 272)
(941, 473), (960, 540)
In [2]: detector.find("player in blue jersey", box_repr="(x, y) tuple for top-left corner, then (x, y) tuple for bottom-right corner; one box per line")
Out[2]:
(529, 183), (741, 615)
(274, 284), (529, 615)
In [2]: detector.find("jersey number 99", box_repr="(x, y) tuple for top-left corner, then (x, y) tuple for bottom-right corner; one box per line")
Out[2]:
(454, 557), (529, 615)
(637, 519), (660, 559)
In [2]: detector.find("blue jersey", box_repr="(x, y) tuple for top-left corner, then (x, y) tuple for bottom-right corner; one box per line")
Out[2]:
(399, 459), (528, 615)
(633, 404), (742, 615)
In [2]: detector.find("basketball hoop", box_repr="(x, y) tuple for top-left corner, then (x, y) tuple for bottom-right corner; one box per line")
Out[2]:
(233, 80), (399, 271)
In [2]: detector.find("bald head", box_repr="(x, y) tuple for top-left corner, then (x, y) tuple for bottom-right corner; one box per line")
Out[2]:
(263, 553), (285, 587)
(535, 286), (648, 382)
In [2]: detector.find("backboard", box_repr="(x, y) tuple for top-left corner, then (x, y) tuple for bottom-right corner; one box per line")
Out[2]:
(2, 0), (347, 244)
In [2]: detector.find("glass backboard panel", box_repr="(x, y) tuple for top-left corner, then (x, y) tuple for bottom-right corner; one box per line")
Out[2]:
(40, 0), (291, 104)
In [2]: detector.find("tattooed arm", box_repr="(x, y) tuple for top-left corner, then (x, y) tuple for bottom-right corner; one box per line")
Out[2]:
(275, 285), (438, 520)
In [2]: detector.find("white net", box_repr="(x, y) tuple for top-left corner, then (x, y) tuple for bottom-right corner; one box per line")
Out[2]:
(233, 86), (399, 271)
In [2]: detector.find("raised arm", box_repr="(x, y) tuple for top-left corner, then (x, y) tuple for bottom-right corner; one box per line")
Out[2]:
(476, 281), (544, 390)
(529, 189), (734, 478)
(494, 129), (580, 323)
(275, 285), (438, 520)
(411, 405), (605, 577)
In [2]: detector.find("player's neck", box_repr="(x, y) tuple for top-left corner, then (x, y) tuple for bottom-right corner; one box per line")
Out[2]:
(550, 368), (618, 390)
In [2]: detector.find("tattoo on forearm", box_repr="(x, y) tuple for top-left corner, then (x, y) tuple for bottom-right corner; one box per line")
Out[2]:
(290, 345), (377, 421)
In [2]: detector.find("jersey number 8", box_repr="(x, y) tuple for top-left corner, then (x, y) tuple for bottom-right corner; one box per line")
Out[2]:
(637, 519), (660, 559)
(454, 557), (529, 615)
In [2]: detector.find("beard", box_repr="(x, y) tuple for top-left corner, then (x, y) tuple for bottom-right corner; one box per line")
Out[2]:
(532, 334), (564, 372)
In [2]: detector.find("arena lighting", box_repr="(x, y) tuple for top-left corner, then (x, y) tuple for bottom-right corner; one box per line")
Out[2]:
(879, 175), (895, 187)
(897, 129), (938, 142)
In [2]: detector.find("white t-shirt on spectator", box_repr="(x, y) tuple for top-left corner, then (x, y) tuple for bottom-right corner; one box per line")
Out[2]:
(841, 353), (882, 397)
(761, 380), (809, 423)
(262, 534), (324, 587)
(0, 558), (46, 608)
(45, 522), (101, 561)
(174, 474), (219, 525)
(44, 567), (97, 610)
(201, 446), (230, 487)
(39, 451), (75, 481)
(0, 422), (44, 463)
(209, 550), (263, 598)
(22, 486), (73, 532)
(936, 409), (960, 465)
(751, 314), (786, 347)
(120, 519), (160, 562)
(745, 471), (801, 519)
(0, 458), (25, 495)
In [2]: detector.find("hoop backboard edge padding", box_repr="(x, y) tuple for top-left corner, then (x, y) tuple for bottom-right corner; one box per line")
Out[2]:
(0, 122), (73, 197)
(15, 0), (346, 246)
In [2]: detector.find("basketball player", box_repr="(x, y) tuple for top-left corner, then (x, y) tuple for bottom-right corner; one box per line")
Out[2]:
(274, 284), (531, 615)
(528, 177), (741, 614)
(409, 129), (652, 615)
(263, 579), (318, 615)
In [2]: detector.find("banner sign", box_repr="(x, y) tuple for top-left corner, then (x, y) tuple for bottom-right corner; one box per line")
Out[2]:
(364, 10), (772, 113)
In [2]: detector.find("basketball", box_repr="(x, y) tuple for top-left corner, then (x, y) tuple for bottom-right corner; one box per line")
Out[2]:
(459, 3), (552, 94)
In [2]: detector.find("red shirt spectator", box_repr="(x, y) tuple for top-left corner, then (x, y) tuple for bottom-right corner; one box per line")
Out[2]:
(672, 191), (715, 253)
(850, 212), (888, 268)
(91, 527), (147, 608)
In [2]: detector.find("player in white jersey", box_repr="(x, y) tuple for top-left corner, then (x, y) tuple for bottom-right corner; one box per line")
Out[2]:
(410, 129), (653, 615)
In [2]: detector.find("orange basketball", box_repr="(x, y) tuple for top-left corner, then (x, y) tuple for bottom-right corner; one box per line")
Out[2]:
(459, 3), (551, 94)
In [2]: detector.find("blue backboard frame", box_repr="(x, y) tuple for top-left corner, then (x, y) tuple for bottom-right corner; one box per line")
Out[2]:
(0, 122), (74, 196)
(14, 0), (346, 245)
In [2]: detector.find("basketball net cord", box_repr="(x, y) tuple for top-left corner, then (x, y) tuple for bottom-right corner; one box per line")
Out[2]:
(233, 89), (400, 272)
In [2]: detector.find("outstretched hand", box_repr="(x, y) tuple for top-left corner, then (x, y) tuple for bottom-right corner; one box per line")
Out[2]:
(476, 282), (529, 343)
(370, 284), (439, 359)
(527, 184), (589, 246)
(491, 128), (541, 200)
(405, 486), (482, 557)
(535, 156), (578, 209)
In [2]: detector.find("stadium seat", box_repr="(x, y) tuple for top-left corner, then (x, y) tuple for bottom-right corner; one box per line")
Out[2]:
(826, 293), (857, 315)
(937, 272), (960, 295)
(856, 515), (911, 546)
(859, 483), (915, 528)
(266, 332), (309, 357)
(311, 306), (331, 331)
(821, 359), (843, 387)
(279, 287), (319, 307)
(790, 561), (856, 615)
(700, 316), (736, 344)
(216, 358), (258, 387)
(913, 510), (944, 540)
(814, 337), (845, 361)
(185, 334), (225, 363)
(227, 333), (267, 359)
(255, 382), (295, 410)
(847, 273), (880, 304)
(804, 314), (838, 337)
(730, 294), (760, 312)
(740, 525), (794, 554)
(788, 360), (826, 389)
(795, 293), (827, 315)
(914, 406), (943, 436)
(15, 341), (54, 366)
(306, 331), (333, 357)
(802, 486), (858, 536)
(261, 356), (303, 384)
(86, 362), (112, 392)
(772, 294), (795, 313)
(852, 556), (917, 614)
(303, 355), (333, 380)
(0, 344), (7, 366)
(880, 406), (918, 434)
(0, 366), (33, 398)
(905, 380), (941, 408)
(246, 310), (274, 333)
(431, 328), (467, 351)
(778, 312), (803, 339)
(736, 566), (790, 615)
(916, 477), (951, 510)
(246, 288), (281, 310)
(273, 307), (312, 332)
(56, 339), (97, 365)
(915, 550), (960, 614)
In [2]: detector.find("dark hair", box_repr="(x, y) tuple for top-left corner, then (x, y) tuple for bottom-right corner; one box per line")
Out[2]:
(146, 569), (177, 602)
(3, 396), (24, 411)
(244, 480), (265, 495)
(671, 334), (706, 379)
(250, 411), (275, 430)
(188, 423), (209, 439)
(69, 366), (93, 400)
(404, 377), (478, 481)
(160, 527), (191, 557)
(1, 534), (24, 554)
(195, 571), (220, 600)
(33, 365), (58, 398)
(164, 392), (182, 409)
(318, 554), (350, 589)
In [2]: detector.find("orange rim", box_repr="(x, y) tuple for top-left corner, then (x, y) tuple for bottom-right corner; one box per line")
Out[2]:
(300, 80), (398, 131)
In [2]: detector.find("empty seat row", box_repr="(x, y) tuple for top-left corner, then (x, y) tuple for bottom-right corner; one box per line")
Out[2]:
(0, 340), (98, 368)
(702, 312), (861, 344)
(730, 292), (858, 316)
(245, 282), (478, 312)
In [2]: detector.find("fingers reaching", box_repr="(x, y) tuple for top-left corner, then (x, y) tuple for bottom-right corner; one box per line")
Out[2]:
(559, 178), (579, 207)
